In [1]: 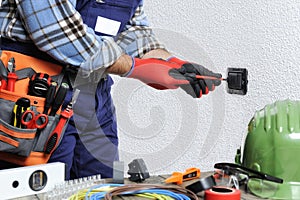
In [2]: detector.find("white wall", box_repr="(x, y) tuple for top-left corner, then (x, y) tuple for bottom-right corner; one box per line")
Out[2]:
(111, 0), (300, 175)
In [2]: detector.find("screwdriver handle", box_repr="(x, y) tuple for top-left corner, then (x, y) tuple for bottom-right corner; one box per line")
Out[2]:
(43, 82), (57, 114)
(44, 108), (73, 154)
(49, 83), (69, 116)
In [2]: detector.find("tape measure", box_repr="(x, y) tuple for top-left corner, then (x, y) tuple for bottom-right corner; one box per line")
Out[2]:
(28, 73), (52, 97)
(205, 186), (241, 200)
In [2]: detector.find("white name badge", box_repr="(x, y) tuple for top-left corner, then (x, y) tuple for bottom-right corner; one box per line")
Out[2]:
(95, 16), (121, 36)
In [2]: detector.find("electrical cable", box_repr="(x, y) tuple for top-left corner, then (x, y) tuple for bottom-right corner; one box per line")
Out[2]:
(67, 184), (122, 200)
(129, 189), (189, 200)
(68, 183), (198, 200)
(103, 184), (198, 200)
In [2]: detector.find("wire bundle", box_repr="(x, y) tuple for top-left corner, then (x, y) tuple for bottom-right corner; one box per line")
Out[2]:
(104, 184), (198, 200)
(68, 183), (198, 200)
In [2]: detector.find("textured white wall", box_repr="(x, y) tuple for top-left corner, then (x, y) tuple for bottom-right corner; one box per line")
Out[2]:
(111, 0), (300, 175)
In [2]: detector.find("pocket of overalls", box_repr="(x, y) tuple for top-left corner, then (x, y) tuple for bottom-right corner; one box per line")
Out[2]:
(86, 0), (137, 35)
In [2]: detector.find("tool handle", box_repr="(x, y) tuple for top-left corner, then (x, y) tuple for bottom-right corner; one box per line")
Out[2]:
(7, 73), (18, 92)
(43, 82), (57, 114)
(11, 98), (30, 127)
(44, 109), (73, 154)
(49, 83), (68, 116)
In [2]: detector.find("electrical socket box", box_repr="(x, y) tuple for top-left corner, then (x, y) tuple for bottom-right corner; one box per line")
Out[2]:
(0, 162), (65, 199)
(226, 68), (248, 95)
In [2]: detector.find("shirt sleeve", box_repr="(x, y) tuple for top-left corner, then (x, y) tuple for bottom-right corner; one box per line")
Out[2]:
(15, 0), (123, 74)
(116, 0), (166, 58)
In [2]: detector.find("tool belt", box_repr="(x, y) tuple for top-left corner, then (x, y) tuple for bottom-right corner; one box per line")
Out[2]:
(0, 50), (72, 166)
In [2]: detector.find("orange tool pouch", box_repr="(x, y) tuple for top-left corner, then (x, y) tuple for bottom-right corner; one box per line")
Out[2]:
(0, 51), (71, 166)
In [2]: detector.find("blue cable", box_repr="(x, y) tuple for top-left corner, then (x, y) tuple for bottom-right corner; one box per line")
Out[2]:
(130, 189), (191, 200)
(88, 187), (191, 200)
(85, 184), (123, 200)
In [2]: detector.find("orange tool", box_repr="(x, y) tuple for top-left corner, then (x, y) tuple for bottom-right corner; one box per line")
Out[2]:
(165, 167), (201, 185)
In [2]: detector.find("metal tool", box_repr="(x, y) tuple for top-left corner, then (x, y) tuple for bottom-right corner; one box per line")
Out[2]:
(6, 57), (18, 92)
(21, 110), (48, 129)
(44, 89), (80, 154)
(49, 82), (69, 116)
(11, 97), (31, 128)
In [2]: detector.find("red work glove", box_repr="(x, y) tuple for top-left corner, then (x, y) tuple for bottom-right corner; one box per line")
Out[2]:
(125, 57), (222, 98)
(125, 57), (188, 90)
(167, 57), (222, 97)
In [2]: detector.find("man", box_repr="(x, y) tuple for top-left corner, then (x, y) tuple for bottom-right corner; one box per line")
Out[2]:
(0, 0), (222, 180)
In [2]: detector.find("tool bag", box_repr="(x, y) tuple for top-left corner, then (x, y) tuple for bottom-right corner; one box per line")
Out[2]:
(0, 51), (71, 166)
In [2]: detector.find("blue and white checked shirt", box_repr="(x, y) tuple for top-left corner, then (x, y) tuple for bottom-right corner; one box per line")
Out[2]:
(0, 0), (165, 74)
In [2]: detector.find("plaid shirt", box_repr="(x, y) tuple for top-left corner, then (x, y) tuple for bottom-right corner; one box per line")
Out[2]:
(0, 0), (165, 74)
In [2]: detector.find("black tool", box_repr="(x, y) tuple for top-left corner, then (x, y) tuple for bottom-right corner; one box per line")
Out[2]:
(43, 82), (57, 114)
(127, 158), (150, 182)
(185, 175), (216, 194)
(49, 82), (69, 116)
(11, 98), (31, 128)
(28, 73), (52, 97)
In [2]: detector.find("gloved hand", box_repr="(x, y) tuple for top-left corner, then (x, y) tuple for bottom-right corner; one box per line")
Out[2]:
(167, 57), (222, 97)
(125, 57), (222, 98)
(125, 57), (188, 90)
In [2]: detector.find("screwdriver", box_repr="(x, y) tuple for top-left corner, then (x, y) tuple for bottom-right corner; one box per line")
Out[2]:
(195, 75), (226, 81)
(43, 82), (57, 115)
(194, 68), (248, 95)
(45, 89), (80, 154)
(11, 97), (30, 128)
(49, 82), (69, 116)
(7, 57), (18, 92)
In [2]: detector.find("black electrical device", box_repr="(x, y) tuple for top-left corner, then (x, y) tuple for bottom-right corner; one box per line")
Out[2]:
(226, 68), (248, 95)
(127, 158), (150, 182)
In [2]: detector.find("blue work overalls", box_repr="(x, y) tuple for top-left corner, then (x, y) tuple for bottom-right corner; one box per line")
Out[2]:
(0, 0), (141, 180)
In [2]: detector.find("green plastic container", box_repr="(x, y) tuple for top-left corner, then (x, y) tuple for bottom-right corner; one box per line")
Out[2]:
(236, 99), (300, 199)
